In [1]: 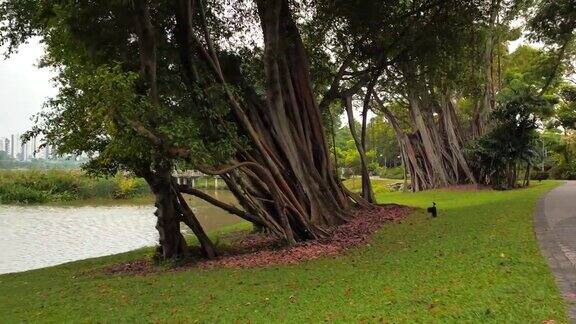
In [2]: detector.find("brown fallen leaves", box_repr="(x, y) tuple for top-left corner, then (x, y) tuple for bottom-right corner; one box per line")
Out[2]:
(105, 204), (411, 275)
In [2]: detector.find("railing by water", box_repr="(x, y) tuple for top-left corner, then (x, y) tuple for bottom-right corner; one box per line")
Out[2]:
(172, 170), (226, 189)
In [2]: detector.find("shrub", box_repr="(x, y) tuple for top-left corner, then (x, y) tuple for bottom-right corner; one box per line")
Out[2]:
(0, 170), (150, 204)
(114, 175), (149, 198)
(0, 170), (80, 203)
(468, 87), (553, 189)
(550, 165), (576, 180)
(0, 184), (49, 204)
(131, 178), (150, 195)
(0, 170), (81, 196)
(378, 166), (405, 180)
(78, 178), (117, 199)
(531, 171), (549, 181)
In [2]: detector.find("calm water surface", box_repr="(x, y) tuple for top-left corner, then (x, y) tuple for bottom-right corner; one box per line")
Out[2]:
(0, 190), (240, 274)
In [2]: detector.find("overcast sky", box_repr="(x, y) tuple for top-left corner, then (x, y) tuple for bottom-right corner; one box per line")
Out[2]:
(0, 38), (58, 136)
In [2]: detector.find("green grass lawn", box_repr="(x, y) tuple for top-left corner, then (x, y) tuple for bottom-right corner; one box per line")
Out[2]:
(343, 178), (403, 195)
(0, 181), (566, 322)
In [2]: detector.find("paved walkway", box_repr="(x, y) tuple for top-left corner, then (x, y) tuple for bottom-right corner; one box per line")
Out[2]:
(535, 181), (576, 321)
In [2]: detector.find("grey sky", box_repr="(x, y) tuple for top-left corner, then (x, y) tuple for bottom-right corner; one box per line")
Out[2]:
(0, 38), (57, 136)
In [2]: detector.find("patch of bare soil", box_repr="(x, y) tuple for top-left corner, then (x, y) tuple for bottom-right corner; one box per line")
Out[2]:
(105, 259), (153, 275)
(104, 204), (412, 275)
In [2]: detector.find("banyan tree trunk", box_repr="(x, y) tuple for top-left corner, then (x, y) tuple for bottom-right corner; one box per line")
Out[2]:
(374, 96), (430, 191)
(374, 84), (476, 191)
(344, 95), (375, 203)
(131, 0), (220, 260)
(472, 0), (499, 138)
(144, 165), (188, 259)
(407, 89), (449, 187)
(439, 94), (476, 184)
(142, 164), (217, 260)
(126, 0), (375, 247)
(223, 0), (371, 240)
(175, 190), (217, 259)
(169, 0), (372, 244)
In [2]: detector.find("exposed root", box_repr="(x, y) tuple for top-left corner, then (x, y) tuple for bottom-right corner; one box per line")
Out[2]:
(104, 205), (412, 275)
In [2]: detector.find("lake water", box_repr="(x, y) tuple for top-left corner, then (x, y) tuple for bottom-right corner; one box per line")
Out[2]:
(0, 190), (241, 275)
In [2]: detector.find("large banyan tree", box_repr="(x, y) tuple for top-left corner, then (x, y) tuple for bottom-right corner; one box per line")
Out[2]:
(1, 0), (374, 259)
(3, 0), (569, 259)
(313, 0), (540, 191)
(308, 0), (481, 191)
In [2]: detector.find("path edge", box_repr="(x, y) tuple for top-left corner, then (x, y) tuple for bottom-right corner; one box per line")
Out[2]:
(534, 182), (576, 322)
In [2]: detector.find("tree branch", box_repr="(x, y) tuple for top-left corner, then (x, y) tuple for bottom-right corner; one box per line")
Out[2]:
(540, 37), (573, 96)
(178, 184), (263, 225)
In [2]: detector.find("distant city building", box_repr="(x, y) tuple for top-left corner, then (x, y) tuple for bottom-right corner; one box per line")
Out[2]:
(10, 134), (15, 159)
(30, 137), (37, 158)
(20, 141), (27, 161)
(44, 144), (51, 159)
(1, 133), (56, 161)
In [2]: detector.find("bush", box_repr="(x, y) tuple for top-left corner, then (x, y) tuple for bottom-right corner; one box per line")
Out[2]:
(467, 86), (552, 190)
(114, 175), (149, 198)
(0, 184), (49, 204)
(550, 165), (576, 180)
(0, 170), (150, 204)
(130, 177), (150, 196)
(378, 166), (405, 180)
(531, 171), (549, 181)
(78, 178), (116, 199)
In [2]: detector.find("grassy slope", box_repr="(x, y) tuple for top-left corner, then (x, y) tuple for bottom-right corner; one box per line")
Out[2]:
(343, 178), (403, 195)
(0, 181), (566, 323)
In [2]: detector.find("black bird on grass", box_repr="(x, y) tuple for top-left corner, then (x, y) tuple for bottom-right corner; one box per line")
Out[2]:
(427, 202), (437, 217)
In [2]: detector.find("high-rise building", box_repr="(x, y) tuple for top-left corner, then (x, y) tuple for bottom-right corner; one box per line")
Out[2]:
(20, 141), (26, 161)
(2, 134), (44, 160)
(10, 134), (15, 159)
(25, 136), (38, 159)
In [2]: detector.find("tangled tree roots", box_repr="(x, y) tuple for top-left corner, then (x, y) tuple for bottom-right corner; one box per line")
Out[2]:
(105, 205), (412, 275)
